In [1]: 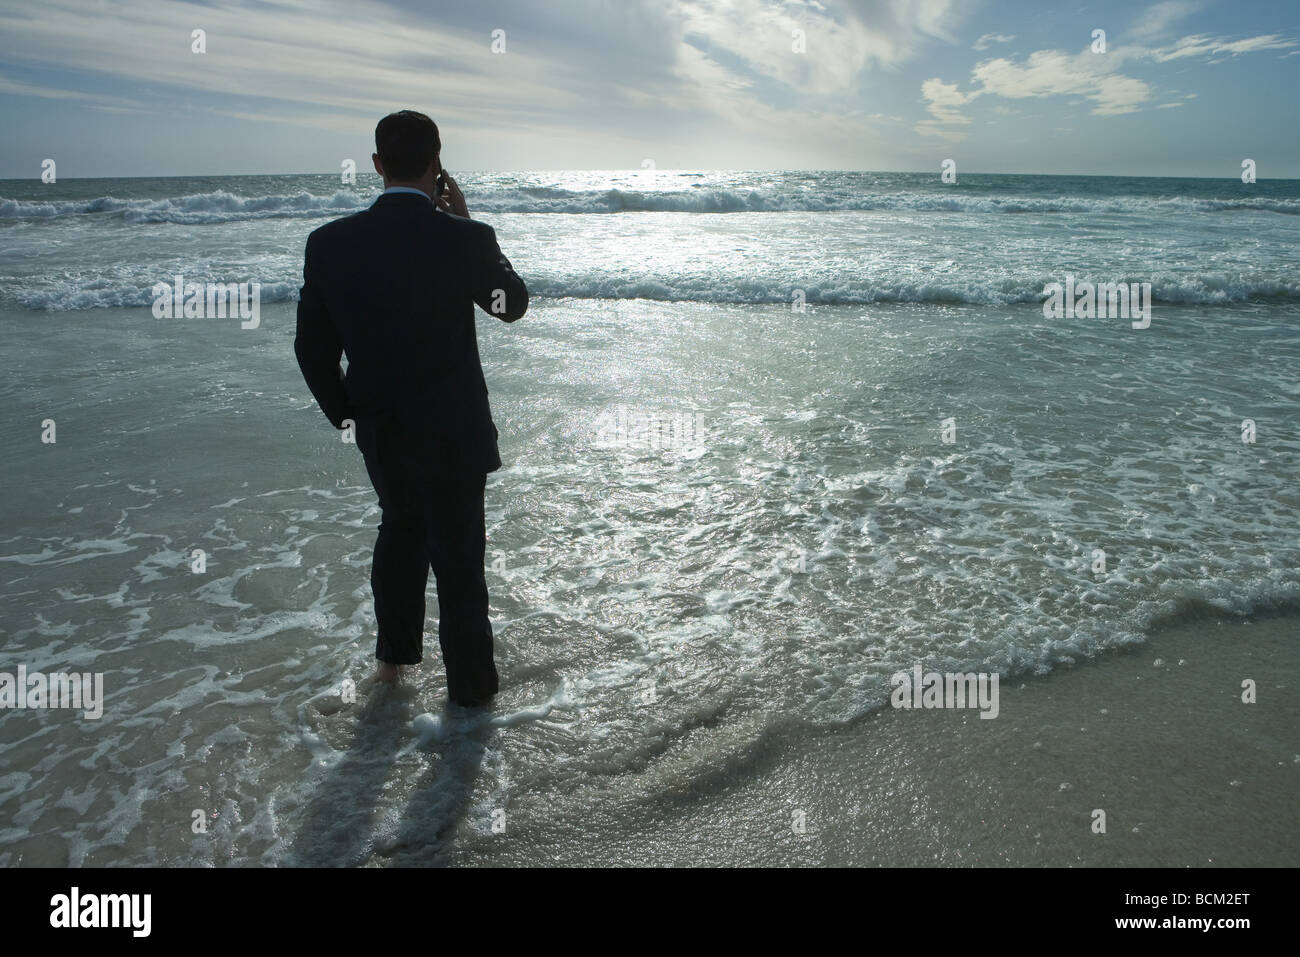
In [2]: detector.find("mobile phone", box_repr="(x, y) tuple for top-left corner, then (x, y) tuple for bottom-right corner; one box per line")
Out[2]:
(435, 171), (447, 198)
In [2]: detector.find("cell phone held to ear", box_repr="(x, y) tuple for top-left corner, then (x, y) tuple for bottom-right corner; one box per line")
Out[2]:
(435, 169), (467, 218)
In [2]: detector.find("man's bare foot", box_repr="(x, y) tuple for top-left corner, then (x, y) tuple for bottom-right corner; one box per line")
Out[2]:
(375, 661), (400, 683)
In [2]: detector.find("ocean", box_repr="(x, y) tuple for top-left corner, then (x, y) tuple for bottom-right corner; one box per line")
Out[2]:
(1, 170), (1297, 866)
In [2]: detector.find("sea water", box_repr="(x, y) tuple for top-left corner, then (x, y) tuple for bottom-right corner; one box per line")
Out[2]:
(0, 171), (1297, 865)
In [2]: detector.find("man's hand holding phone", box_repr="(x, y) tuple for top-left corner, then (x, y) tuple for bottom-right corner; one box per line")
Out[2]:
(435, 170), (469, 218)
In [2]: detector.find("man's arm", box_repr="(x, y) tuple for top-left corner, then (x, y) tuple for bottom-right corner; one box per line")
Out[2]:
(436, 172), (527, 323)
(470, 222), (528, 323)
(294, 232), (355, 429)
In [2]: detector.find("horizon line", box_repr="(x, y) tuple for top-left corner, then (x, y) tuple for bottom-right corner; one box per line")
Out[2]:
(3, 169), (1296, 182)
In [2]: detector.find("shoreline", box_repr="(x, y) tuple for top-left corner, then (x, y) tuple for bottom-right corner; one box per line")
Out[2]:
(674, 607), (1298, 866)
(423, 606), (1298, 866)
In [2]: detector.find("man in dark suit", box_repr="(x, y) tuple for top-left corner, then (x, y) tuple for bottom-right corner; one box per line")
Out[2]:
(295, 110), (527, 706)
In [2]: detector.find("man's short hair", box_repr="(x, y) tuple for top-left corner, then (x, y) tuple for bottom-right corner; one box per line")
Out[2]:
(375, 110), (441, 181)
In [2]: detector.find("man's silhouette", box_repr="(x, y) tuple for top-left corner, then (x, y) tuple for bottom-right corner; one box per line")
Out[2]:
(295, 110), (527, 706)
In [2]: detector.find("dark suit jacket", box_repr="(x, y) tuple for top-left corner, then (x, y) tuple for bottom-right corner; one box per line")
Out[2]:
(295, 192), (527, 475)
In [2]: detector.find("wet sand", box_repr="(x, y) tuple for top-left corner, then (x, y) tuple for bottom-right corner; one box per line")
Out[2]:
(431, 605), (1298, 866)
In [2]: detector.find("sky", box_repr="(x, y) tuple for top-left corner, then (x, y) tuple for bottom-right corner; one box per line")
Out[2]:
(0, 0), (1297, 177)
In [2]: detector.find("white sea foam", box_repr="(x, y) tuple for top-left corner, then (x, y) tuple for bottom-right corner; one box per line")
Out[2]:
(4, 188), (1300, 220)
(11, 272), (1300, 310)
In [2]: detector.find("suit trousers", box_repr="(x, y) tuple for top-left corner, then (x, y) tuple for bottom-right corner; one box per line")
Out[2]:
(358, 420), (499, 704)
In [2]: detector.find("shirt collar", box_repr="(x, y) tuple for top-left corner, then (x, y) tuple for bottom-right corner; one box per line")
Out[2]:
(382, 186), (432, 200)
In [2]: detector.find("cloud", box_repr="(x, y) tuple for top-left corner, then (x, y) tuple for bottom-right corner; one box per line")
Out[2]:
(840, 0), (963, 58)
(920, 77), (975, 123)
(0, 0), (583, 133)
(677, 0), (961, 98)
(0, 72), (145, 113)
(912, 121), (966, 141)
(0, 0), (962, 160)
(970, 50), (1151, 116)
(1147, 33), (1298, 61)
(917, 28), (1298, 135)
(920, 48), (1150, 126)
(1127, 1), (1202, 42)
(972, 32), (1014, 51)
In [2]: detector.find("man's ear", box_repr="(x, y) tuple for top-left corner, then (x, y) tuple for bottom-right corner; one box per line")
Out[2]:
(371, 153), (384, 177)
